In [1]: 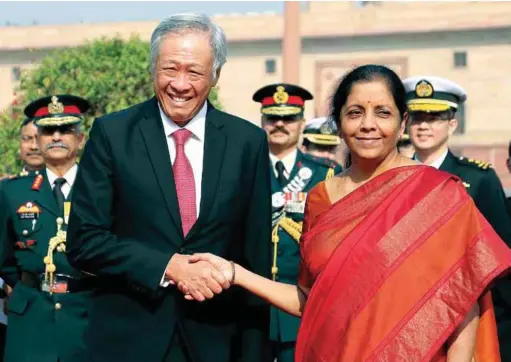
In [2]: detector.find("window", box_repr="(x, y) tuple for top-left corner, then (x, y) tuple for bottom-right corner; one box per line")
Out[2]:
(454, 103), (465, 134)
(454, 51), (467, 68)
(265, 59), (276, 74)
(355, 1), (380, 7)
(12, 66), (21, 82)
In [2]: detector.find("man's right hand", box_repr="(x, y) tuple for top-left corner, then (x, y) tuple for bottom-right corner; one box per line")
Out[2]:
(165, 253), (230, 302)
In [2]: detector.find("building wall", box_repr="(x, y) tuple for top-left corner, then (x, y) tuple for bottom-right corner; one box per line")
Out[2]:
(216, 29), (511, 186)
(221, 28), (511, 138)
(0, 49), (49, 109)
(1, 1), (510, 186)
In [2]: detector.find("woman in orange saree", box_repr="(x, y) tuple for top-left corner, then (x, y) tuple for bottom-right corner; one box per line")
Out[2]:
(296, 164), (508, 362)
(180, 65), (510, 361)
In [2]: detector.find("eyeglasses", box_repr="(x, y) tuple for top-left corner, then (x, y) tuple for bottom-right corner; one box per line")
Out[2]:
(39, 125), (78, 136)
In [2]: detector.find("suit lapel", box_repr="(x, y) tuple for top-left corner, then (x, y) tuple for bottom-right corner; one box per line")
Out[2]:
(138, 98), (183, 239)
(186, 106), (226, 240)
(37, 174), (59, 217)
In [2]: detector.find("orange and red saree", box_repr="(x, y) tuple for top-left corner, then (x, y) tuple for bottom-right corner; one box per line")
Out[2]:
(296, 165), (510, 362)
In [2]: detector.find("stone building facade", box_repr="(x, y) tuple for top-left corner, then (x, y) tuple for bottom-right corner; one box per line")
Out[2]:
(1, 1), (511, 185)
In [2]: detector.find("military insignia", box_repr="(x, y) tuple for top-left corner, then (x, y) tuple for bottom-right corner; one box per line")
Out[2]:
(19, 169), (29, 177)
(283, 192), (307, 214)
(15, 240), (36, 249)
(415, 80), (434, 98)
(463, 182), (471, 188)
(298, 167), (312, 180)
(16, 202), (41, 220)
(467, 158), (491, 170)
(319, 120), (334, 135)
(48, 95), (64, 114)
(273, 86), (289, 105)
(32, 174), (44, 191)
(272, 192), (286, 208)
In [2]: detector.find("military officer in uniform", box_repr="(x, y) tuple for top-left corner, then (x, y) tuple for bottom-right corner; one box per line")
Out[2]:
(301, 117), (343, 170)
(19, 117), (45, 175)
(253, 83), (339, 362)
(404, 76), (511, 361)
(0, 95), (94, 362)
(0, 117), (46, 360)
(0, 118), (44, 180)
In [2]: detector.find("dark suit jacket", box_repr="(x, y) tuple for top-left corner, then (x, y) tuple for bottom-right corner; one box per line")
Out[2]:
(66, 98), (272, 362)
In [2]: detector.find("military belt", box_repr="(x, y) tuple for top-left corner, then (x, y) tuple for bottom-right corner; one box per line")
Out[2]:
(21, 271), (96, 294)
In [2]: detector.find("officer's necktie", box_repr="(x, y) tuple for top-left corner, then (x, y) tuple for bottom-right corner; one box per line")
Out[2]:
(275, 161), (287, 187)
(52, 178), (66, 216)
(172, 129), (197, 237)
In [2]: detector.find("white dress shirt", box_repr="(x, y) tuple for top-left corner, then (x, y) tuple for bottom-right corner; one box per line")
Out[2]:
(414, 149), (449, 170)
(46, 164), (78, 198)
(269, 149), (297, 179)
(158, 102), (208, 287)
(159, 102), (207, 218)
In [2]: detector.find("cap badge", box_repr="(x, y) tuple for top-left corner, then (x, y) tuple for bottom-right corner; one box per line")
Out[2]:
(320, 121), (334, 135)
(415, 80), (434, 98)
(48, 96), (64, 114)
(273, 86), (289, 105)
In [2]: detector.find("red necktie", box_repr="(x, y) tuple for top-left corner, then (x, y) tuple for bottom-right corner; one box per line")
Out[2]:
(172, 129), (197, 236)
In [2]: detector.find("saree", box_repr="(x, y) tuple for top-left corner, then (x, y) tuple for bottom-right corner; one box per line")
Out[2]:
(295, 165), (510, 362)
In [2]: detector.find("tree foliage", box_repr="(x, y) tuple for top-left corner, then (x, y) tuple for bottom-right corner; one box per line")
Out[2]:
(0, 35), (223, 174)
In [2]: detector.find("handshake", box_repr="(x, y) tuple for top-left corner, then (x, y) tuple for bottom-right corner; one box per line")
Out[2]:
(165, 253), (237, 302)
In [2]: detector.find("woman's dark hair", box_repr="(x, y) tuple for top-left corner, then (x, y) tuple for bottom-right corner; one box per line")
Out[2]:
(330, 64), (407, 167)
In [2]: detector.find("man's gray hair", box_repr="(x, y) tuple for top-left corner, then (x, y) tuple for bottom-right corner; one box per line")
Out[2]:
(150, 13), (228, 80)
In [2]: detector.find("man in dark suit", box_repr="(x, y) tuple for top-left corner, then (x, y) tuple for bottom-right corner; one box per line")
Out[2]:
(0, 95), (92, 362)
(66, 13), (271, 362)
(404, 76), (511, 361)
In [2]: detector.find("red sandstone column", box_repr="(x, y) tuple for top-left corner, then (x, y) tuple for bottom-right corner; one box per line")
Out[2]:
(283, 1), (301, 84)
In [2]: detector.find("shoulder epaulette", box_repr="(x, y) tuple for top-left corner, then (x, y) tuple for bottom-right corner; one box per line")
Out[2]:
(2, 170), (42, 187)
(302, 153), (340, 169)
(457, 156), (492, 170)
(1, 171), (27, 182)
